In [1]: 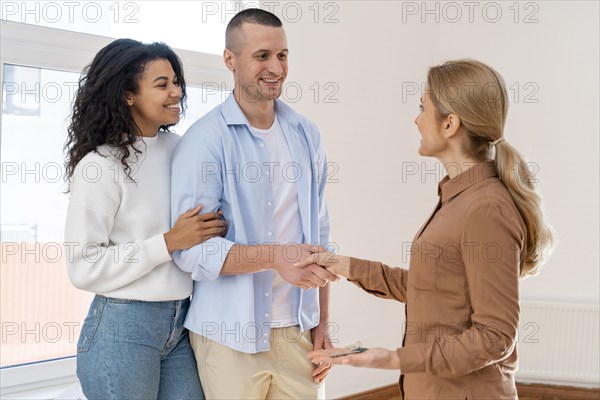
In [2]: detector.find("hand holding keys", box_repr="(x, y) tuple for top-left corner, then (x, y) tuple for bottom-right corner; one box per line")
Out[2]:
(330, 341), (368, 358)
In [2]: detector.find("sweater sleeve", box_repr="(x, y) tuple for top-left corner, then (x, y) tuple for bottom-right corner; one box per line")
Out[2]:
(65, 155), (172, 293)
(397, 201), (523, 377)
(348, 257), (408, 303)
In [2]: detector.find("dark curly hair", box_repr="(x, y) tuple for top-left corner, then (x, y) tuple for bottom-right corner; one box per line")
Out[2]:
(64, 38), (187, 186)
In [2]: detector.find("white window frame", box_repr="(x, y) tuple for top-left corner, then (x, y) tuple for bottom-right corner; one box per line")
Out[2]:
(0, 20), (232, 398)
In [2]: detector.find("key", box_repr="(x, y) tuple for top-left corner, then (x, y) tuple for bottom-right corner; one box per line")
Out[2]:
(330, 341), (368, 358)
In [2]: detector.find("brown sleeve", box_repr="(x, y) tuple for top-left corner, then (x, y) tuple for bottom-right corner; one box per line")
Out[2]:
(348, 257), (408, 303)
(397, 201), (524, 377)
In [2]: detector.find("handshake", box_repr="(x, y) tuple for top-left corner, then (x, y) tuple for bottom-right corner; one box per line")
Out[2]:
(272, 244), (350, 290)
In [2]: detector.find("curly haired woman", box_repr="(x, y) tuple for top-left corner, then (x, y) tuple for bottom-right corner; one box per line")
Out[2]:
(64, 39), (225, 400)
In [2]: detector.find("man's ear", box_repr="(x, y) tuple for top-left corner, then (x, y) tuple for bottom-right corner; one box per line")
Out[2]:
(223, 48), (235, 72)
(442, 113), (461, 138)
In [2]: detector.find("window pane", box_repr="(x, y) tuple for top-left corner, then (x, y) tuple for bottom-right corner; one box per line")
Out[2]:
(1, 1), (257, 55)
(1, 63), (225, 368)
(1, 64), (93, 368)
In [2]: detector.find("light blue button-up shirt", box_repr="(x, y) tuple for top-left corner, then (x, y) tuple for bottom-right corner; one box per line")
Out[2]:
(171, 94), (331, 353)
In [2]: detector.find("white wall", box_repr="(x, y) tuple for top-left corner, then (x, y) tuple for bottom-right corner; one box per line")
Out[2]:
(283, 1), (599, 397)
(3, 2), (597, 399)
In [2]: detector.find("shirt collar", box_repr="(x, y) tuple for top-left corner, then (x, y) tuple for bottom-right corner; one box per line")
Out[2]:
(221, 93), (299, 128)
(438, 162), (498, 203)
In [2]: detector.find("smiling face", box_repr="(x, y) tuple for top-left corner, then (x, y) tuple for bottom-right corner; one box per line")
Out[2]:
(127, 58), (182, 137)
(224, 23), (288, 107)
(415, 91), (449, 158)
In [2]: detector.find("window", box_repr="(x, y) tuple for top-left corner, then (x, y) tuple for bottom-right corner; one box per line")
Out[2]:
(1, 0), (259, 55)
(1, 13), (232, 397)
(1, 64), (94, 370)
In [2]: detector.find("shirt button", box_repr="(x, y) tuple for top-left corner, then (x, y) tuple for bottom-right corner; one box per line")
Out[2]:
(267, 202), (272, 206)
(259, 143), (265, 148)
(263, 339), (268, 344)
(267, 231), (272, 236)
(265, 313), (269, 318)
(265, 292), (270, 297)
(266, 171), (270, 176)
(264, 332), (268, 337)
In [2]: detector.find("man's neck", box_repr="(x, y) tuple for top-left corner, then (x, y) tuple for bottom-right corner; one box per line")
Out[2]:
(235, 92), (276, 129)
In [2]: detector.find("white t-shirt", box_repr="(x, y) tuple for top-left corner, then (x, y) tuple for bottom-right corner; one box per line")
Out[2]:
(251, 117), (303, 326)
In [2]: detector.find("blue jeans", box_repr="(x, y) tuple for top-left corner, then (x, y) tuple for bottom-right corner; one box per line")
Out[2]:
(77, 295), (204, 400)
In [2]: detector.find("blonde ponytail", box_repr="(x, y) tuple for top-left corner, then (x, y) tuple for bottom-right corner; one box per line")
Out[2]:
(494, 140), (554, 276)
(428, 60), (555, 277)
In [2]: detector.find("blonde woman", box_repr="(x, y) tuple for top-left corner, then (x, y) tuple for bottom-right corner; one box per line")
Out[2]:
(304, 60), (554, 399)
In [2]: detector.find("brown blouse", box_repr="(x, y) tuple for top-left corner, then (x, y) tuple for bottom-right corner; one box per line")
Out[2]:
(348, 162), (526, 400)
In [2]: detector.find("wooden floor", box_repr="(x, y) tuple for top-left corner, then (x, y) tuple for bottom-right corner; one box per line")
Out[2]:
(340, 383), (600, 400)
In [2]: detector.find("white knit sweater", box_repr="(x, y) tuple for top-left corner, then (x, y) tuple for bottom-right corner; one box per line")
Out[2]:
(65, 132), (192, 301)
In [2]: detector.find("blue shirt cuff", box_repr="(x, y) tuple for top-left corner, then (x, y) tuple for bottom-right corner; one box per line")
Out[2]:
(173, 237), (235, 281)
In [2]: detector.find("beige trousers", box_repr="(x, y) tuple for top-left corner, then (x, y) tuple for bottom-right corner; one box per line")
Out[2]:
(190, 325), (324, 399)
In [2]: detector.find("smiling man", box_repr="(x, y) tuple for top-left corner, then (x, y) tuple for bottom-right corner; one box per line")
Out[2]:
(170, 8), (335, 400)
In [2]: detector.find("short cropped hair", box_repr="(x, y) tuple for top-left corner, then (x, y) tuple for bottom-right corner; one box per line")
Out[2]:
(226, 8), (283, 54)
